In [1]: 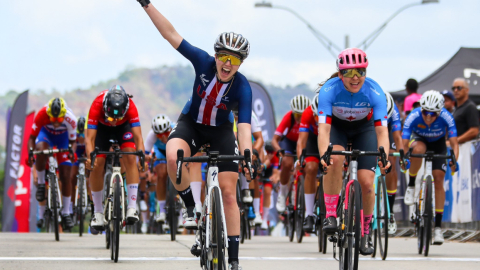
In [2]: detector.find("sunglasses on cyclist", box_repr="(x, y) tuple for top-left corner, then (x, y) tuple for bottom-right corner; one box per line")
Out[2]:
(451, 86), (463, 91)
(216, 53), (242, 66)
(340, 68), (367, 78)
(155, 131), (171, 138)
(422, 110), (438, 117)
(49, 116), (64, 123)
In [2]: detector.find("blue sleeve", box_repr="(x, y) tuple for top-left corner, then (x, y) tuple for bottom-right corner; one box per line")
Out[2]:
(367, 78), (388, 126)
(440, 109), (457, 138)
(237, 77), (252, 124)
(402, 109), (419, 139)
(390, 104), (402, 132)
(317, 78), (337, 122)
(177, 39), (213, 72)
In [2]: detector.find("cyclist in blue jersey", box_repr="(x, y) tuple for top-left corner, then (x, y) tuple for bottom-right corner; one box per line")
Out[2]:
(144, 114), (174, 224)
(402, 90), (459, 245)
(384, 92), (407, 234)
(138, 1), (255, 268)
(317, 48), (391, 255)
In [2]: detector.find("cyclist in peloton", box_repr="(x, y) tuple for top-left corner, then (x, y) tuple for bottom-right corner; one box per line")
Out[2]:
(317, 48), (391, 255)
(261, 142), (280, 229)
(274, 95), (311, 213)
(137, 2), (255, 269)
(86, 85), (146, 231)
(70, 116), (87, 220)
(384, 92), (407, 234)
(402, 90), (459, 245)
(297, 93), (321, 232)
(144, 114), (174, 224)
(26, 97), (78, 230)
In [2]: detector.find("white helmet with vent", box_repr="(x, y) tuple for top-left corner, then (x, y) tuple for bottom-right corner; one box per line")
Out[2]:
(151, 114), (172, 134)
(385, 92), (395, 118)
(420, 90), (444, 112)
(290, 95), (311, 114)
(311, 94), (319, 116)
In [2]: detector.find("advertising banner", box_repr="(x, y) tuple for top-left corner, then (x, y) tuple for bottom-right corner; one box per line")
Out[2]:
(249, 81), (276, 142)
(471, 142), (480, 221)
(2, 90), (29, 232)
(451, 141), (473, 223)
(12, 112), (34, 232)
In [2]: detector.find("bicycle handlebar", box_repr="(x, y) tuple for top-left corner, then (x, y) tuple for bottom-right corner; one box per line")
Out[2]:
(30, 145), (73, 163)
(176, 149), (252, 185)
(321, 145), (388, 172)
(406, 147), (457, 168)
(90, 147), (145, 171)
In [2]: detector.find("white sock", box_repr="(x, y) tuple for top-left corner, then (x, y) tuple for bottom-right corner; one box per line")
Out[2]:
(37, 170), (46, 184)
(280, 184), (289, 196)
(141, 211), (148, 223)
(240, 174), (249, 190)
(62, 196), (71, 215)
(305, 193), (315, 217)
(92, 191), (104, 213)
(69, 202), (73, 214)
(127, 184), (139, 210)
(263, 206), (269, 220)
(38, 205), (46, 218)
(190, 181), (202, 207)
(253, 198), (260, 214)
(157, 200), (166, 213)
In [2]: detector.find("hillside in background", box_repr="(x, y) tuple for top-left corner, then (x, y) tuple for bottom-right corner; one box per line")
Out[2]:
(0, 65), (314, 146)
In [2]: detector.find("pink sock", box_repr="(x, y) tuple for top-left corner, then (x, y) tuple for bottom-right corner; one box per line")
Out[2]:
(364, 215), (373, 235)
(324, 194), (339, 218)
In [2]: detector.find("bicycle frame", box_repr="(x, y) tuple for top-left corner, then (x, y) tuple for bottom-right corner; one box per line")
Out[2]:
(371, 167), (390, 231)
(74, 159), (88, 215)
(46, 155), (62, 213)
(105, 164), (126, 225)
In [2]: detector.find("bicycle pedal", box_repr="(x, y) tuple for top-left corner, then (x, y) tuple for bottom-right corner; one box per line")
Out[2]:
(328, 236), (337, 243)
(190, 244), (201, 257)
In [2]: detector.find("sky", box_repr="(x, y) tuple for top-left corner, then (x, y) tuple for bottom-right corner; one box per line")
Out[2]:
(1, 0), (479, 95)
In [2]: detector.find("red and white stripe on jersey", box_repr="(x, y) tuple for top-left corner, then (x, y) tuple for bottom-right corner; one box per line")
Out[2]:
(318, 115), (332, 124)
(196, 76), (229, 126)
(31, 106), (77, 140)
(374, 118), (388, 127)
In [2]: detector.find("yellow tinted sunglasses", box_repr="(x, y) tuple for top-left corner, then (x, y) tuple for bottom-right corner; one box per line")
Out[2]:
(216, 53), (242, 66)
(340, 68), (367, 78)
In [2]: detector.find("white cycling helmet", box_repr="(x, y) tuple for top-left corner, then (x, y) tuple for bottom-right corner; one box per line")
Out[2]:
(290, 94), (311, 114)
(214, 32), (250, 60)
(311, 94), (319, 116)
(151, 114), (172, 134)
(385, 92), (395, 118)
(420, 90), (444, 112)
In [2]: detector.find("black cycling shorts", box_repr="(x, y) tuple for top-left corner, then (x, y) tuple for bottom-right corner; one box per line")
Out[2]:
(168, 114), (238, 173)
(305, 131), (319, 163)
(279, 137), (297, 155)
(95, 122), (136, 157)
(330, 121), (377, 172)
(409, 133), (447, 172)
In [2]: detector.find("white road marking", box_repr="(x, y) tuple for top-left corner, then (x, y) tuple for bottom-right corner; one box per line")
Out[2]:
(0, 257), (479, 262)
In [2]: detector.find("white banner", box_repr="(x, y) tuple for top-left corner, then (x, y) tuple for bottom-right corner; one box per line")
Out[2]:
(451, 141), (473, 223)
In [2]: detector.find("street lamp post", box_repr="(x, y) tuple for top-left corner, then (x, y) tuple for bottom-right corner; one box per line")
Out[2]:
(255, 0), (439, 56)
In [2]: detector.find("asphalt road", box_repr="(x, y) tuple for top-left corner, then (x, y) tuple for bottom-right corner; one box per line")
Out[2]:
(0, 233), (479, 269)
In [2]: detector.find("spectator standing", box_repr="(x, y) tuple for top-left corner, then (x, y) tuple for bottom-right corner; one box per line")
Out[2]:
(403, 78), (421, 115)
(442, 90), (456, 114)
(452, 78), (479, 143)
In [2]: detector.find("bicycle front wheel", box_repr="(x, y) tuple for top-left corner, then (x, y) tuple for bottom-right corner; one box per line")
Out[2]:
(112, 176), (121, 262)
(376, 177), (389, 260)
(423, 176), (433, 257)
(286, 190), (295, 242)
(296, 175), (305, 243)
(49, 173), (60, 242)
(78, 176), (85, 237)
(168, 181), (177, 241)
(209, 186), (226, 270)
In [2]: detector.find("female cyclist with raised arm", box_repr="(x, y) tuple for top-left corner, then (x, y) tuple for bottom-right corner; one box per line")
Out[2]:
(317, 48), (391, 255)
(137, 1), (255, 269)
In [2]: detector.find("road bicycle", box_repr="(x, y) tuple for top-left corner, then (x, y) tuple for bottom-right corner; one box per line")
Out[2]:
(323, 145), (387, 270)
(73, 157), (88, 237)
(236, 176), (252, 243)
(405, 148), (456, 257)
(90, 142), (145, 263)
(31, 146), (73, 241)
(178, 149), (253, 270)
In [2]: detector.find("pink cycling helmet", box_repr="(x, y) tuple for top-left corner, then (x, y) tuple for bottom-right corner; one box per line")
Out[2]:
(336, 48), (368, 70)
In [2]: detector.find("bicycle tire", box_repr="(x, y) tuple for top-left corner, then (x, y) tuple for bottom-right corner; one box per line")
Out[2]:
(352, 181), (362, 270)
(210, 186), (225, 270)
(295, 175), (305, 243)
(78, 175), (85, 237)
(342, 183), (355, 270)
(112, 176), (121, 263)
(105, 174), (112, 250)
(49, 173), (60, 241)
(416, 202), (423, 255)
(376, 177), (389, 260)
(44, 209), (51, 233)
(423, 175), (433, 257)
(286, 189), (295, 242)
(316, 176), (327, 253)
(168, 182), (177, 241)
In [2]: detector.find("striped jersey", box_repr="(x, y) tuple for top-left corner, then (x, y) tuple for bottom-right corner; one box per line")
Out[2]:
(402, 107), (457, 142)
(31, 105), (77, 141)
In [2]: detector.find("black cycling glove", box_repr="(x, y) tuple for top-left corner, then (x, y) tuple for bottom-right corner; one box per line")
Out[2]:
(137, 0), (150, 7)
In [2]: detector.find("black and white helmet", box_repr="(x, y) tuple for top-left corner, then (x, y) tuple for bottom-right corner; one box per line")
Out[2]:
(151, 114), (172, 134)
(420, 90), (444, 112)
(385, 92), (395, 118)
(290, 94), (311, 114)
(311, 94), (319, 116)
(214, 32), (250, 60)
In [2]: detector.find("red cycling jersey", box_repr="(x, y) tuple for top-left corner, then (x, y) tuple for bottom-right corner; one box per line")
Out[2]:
(274, 111), (300, 141)
(87, 90), (141, 129)
(31, 106), (77, 140)
(299, 106), (318, 136)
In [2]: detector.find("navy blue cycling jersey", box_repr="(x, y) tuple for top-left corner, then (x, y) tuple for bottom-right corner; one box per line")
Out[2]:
(388, 103), (402, 132)
(177, 39), (252, 126)
(402, 107), (457, 142)
(317, 77), (388, 128)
